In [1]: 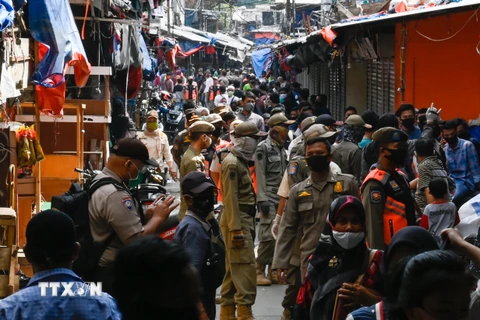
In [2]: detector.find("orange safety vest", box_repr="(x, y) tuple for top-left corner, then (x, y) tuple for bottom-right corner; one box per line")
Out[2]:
(184, 84), (197, 100)
(209, 86), (220, 101)
(360, 169), (408, 245)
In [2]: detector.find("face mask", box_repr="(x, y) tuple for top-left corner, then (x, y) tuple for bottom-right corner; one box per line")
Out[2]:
(188, 80), (193, 84)
(234, 136), (258, 159)
(306, 155), (330, 172)
(204, 135), (213, 148)
(125, 161), (140, 181)
(192, 193), (215, 216)
(402, 118), (415, 129)
(385, 148), (408, 166)
(244, 103), (254, 112)
(332, 230), (365, 250)
(213, 127), (222, 138)
(445, 136), (458, 146)
(147, 122), (158, 131)
(228, 91), (234, 97)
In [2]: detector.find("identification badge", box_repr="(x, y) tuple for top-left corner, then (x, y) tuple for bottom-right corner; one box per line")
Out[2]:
(122, 197), (134, 211)
(389, 180), (400, 191)
(334, 181), (344, 193)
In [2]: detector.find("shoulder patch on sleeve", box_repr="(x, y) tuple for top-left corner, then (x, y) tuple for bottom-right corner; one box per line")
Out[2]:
(122, 197), (134, 211)
(173, 144), (179, 150)
(229, 170), (237, 180)
(288, 164), (297, 175)
(370, 190), (382, 204)
(256, 152), (264, 161)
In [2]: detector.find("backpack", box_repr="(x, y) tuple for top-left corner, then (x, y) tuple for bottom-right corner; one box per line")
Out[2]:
(51, 177), (126, 280)
(186, 212), (226, 289)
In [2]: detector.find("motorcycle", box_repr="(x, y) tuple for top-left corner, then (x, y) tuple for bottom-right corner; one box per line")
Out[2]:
(76, 167), (178, 240)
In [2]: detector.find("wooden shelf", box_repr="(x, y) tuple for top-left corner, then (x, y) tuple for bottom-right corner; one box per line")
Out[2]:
(15, 115), (110, 123)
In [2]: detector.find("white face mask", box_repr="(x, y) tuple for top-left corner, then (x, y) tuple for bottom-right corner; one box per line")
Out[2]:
(332, 231), (365, 250)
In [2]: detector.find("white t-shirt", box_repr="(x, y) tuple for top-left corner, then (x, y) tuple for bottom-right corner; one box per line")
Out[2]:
(204, 77), (214, 93)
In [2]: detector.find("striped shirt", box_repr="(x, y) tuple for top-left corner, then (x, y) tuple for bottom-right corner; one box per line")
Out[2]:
(446, 138), (480, 193)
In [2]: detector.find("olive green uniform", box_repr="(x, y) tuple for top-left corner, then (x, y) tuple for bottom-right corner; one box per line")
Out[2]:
(255, 136), (287, 267)
(220, 148), (257, 307)
(172, 129), (190, 168)
(179, 146), (206, 220)
(273, 170), (359, 278)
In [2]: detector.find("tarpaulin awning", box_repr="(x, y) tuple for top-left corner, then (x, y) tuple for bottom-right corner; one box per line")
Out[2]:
(251, 48), (273, 77)
(330, 0), (480, 29)
(0, 0), (14, 32)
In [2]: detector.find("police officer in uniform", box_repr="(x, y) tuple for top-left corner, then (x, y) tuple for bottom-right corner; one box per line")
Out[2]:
(255, 113), (294, 286)
(360, 127), (416, 249)
(273, 134), (359, 282)
(220, 122), (267, 320)
(89, 138), (178, 294)
(273, 125), (340, 320)
(179, 121), (215, 220)
(172, 105), (200, 168)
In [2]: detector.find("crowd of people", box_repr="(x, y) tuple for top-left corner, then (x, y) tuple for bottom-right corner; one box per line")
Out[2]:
(1, 67), (480, 320)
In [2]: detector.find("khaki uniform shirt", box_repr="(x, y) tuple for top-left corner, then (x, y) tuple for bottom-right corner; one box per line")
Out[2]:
(138, 130), (174, 171)
(255, 136), (287, 205)
(273, 170), (359, 274)
(172, 129), (190, 168)
(89, 168), (144, 267)
(220, 148), (256, 232)
(332, 141), (362, 183)
(179, 146), (206, 219)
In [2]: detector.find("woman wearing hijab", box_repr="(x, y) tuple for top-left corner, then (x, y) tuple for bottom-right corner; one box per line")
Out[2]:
(296, 196), (384, 320)
(346, 226), (439, 320)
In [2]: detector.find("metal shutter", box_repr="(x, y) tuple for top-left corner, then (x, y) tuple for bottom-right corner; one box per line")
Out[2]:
(327, 61), (346, 121)
(366, 59), (395, 115)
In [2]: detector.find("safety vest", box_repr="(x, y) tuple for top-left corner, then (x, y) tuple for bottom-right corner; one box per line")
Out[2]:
(209, 86), (220, 101)
(184, 84), (197, 101)
(360, 169), (408, 245)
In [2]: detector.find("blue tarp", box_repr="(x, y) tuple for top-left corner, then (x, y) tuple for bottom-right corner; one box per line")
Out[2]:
(251, 48), (273, 78)
(0, 0), (14, 32)
(255, 38), (276, 47)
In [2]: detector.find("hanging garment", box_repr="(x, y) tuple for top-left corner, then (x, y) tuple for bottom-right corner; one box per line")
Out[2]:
(29, 0), (91, 116)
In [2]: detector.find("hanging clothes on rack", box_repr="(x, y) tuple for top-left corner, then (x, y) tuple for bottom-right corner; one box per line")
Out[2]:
(29, 0), (91, 117)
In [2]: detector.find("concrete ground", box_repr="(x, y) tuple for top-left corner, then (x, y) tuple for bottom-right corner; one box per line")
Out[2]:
(165, 179), (285, 319)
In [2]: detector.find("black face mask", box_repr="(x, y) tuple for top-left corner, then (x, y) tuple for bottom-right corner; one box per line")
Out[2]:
(458, 132), (471, 140)
(385, 148), (408, 166)
(213, 127), (222, 138)
(445, 136), (458, 146)
(402, 118), (415, 129)
(192, 193), (215, 216)
(188, 80), (193, 85)
(306, 155), (330, 172)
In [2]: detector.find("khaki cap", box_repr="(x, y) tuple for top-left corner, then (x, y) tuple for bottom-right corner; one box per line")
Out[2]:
(345, 114), (372, 129)
(233, 122), (267, 138)
(206, 113), (223, 124)
(229, 119), (243, 134)
(268, 113), (295, 127)
(372, 127), (408, 143)
(188, 120), (215, 133)
(147, 110), (159, 119)
(303, 124), (337, 141)
(300, 116), (317, 132)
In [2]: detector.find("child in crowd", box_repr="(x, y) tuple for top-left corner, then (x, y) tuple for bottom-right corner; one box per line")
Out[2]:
(420, 177), (460, 245)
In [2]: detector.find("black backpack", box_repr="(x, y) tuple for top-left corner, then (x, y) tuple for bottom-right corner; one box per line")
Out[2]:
(51, 177), (125, 280)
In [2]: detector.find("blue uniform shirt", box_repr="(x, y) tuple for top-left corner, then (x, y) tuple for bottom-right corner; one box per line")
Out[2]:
(0, 268), (121, 320)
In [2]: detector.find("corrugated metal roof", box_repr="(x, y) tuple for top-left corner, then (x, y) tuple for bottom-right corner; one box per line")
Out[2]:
(330, 0), (480, 29)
